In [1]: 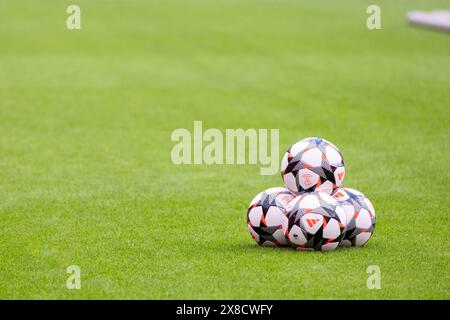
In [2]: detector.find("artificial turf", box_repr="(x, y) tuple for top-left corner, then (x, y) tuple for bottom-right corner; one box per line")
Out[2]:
(0, 0), (449, 299)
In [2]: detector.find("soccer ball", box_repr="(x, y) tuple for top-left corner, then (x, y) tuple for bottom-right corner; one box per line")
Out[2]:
(281, 137), (345, 195)
(247, 187), (295, 246)
(286, 192), (346, 251)
(333, 188), (376, 247)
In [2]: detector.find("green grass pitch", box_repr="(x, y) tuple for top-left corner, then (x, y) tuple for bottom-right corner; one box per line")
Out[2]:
(0, 0), (449, 299)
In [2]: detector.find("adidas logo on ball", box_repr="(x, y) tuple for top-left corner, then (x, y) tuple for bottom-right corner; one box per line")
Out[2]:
(306, 218), (321, 228)
(246, 137), (376, 252)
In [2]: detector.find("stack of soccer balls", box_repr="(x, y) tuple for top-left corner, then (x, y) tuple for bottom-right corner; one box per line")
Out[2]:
(246, 137), (376, 251)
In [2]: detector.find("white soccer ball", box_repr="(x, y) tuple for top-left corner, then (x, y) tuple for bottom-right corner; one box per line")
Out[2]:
(281, 137), (345, 195)
(286, 192), (346, 252)
(246, 187), (296, 246)
(333, 188), (376, 247)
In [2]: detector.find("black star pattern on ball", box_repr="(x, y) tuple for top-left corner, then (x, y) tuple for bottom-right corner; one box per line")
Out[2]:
(250, 225), (282, 245)
(260, 191), (280, 214)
